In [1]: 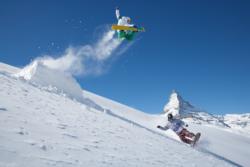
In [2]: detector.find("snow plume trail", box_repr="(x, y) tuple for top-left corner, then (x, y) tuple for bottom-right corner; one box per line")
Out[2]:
(36, 30), (122, 76)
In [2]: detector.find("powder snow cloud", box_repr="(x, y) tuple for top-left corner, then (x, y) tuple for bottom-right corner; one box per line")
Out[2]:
(35, 30), (123, 76)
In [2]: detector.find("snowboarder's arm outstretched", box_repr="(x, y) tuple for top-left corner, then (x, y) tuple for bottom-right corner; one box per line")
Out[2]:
(116, 7), (121, 20)
(157, 125), (169, 130)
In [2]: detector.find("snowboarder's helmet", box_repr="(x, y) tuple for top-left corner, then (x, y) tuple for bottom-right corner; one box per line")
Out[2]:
(168, 113), (173, 121)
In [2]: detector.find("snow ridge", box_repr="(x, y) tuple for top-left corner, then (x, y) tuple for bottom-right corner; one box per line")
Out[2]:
(14, 60), (84, 103)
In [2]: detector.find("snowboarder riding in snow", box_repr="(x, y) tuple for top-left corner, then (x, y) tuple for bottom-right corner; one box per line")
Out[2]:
(157, 114), (201, 146)
(112, 7), (144, 41)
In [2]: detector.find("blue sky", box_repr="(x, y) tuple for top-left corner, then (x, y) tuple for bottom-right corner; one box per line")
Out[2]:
(1, 0), (250, 114)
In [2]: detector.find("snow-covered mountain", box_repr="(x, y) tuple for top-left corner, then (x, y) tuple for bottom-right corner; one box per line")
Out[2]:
(163, 90), (250, 134)
(0, 62), (250, 167)
(223, 114), (250, 136)
(163, 90), (228, 126)
(163, 90), (196, 115)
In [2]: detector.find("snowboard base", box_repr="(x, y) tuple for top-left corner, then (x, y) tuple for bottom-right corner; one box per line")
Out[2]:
(111, 25), (145, 32)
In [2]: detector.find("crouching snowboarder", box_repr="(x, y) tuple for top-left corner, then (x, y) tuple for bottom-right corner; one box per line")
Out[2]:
(157, 113), (201, 146)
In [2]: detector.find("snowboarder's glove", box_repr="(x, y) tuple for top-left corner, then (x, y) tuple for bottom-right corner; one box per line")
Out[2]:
(157, 125), (161, 128)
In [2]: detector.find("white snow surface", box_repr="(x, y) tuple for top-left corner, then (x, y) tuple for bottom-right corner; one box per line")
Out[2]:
(14, 60), (84, 103)
(0, 62), (250, 167)
(223, 114), (250, 136)
(0, 62), (20, 74)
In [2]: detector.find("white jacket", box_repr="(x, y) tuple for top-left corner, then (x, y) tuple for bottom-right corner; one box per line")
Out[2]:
(116, 9), (134, 27)
(161, 119), (185, 134)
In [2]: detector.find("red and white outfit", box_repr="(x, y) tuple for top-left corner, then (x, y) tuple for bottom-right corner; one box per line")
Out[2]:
(159, 118), (196, 144)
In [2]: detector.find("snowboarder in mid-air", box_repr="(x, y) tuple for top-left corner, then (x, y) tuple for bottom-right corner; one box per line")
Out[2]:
(111, 7), (145, 41)
(157, 113), (201, 146)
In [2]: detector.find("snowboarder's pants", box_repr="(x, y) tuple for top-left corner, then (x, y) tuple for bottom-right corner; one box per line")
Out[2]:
(118, 30), (136, 41)
(178, 128), (195, 144)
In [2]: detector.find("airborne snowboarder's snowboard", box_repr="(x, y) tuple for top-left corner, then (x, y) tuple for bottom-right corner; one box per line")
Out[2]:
(191, 133), (201, 147)
(111, 25), (145, 32)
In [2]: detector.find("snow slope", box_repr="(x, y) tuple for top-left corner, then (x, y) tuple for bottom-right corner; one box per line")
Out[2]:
(0, 62), (249, 167)
(223, 114), (250, 136)
(0, 62), (20, 74)
(14, 61), (84, 103)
